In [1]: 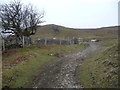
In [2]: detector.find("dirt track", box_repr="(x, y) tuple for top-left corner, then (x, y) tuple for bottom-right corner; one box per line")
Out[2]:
(32, 42), (101, 88)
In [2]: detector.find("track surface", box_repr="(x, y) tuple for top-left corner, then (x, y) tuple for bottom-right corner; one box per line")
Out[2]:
(33, 42), (101, 88)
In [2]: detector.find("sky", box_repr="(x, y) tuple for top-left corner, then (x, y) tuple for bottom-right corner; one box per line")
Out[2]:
(0, 0), (119, 28)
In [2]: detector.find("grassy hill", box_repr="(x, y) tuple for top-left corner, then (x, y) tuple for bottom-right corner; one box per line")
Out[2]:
(31, 24), (118, 41)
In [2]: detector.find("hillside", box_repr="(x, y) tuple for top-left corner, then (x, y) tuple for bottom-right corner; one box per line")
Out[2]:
(77, 41), (118, 88)
(31, 24), (118, 41)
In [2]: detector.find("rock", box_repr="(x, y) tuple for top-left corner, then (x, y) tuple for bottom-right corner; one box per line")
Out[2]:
(66, 74), (69, 77)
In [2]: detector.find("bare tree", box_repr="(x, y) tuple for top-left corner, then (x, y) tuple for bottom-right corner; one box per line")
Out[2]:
(0, 1), (22, 43)
(0, 1), (44, 46)
(22, 4), (44, 36)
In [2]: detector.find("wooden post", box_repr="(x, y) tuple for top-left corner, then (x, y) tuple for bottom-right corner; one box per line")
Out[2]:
(2, 38), (5, 51)
(23, 36), (24, 47)
(59, 38), (61, 45)
(45, 38), (47, 46)
(73, 37), (74, 44)
(70, 37), (71, 45)
(68, 37), (70, 45)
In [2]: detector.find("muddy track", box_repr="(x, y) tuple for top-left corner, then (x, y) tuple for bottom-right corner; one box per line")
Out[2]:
(32, 42), (101, 88)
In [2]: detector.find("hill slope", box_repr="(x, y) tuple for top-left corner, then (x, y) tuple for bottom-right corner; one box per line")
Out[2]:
(31, 24), (118, 41)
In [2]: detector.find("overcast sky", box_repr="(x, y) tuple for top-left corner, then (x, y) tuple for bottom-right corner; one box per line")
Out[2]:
(0, 0), (119, 28)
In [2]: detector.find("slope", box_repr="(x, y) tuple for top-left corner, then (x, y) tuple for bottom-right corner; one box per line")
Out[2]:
(31, 24), (118, 41)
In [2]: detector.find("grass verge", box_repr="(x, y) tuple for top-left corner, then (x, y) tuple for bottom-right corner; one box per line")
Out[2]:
(77, 40), (118, 88)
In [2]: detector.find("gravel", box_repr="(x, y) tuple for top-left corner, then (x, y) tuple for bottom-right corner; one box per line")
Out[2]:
(32, 42), (101, 88)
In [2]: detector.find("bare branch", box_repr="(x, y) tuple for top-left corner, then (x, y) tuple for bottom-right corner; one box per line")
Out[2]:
(0, 0), (44, 42)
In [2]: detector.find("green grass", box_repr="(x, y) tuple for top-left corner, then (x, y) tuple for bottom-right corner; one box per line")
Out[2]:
(100, 39), (118, 47)
(2, 43), (88, 88)
(77, 40), (118, 88)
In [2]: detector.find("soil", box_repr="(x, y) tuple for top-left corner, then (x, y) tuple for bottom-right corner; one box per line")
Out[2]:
(3, 51), (36, 67)
(2, 49), (19, 57)
(32, 42), (101, 88)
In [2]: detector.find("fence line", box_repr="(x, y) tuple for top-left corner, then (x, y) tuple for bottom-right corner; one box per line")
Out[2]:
(36, 37), (84, 46)
(2, 36), (85, 50)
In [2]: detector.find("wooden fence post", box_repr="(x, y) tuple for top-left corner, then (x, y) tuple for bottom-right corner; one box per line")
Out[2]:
(45, 38), (47, 46)
(68, 37), (70, 45)
(2, 39), (5, 51)
(73, 37), (74, 44)
(69, 37), (71, 45)
(60, 38), (61, 45)
(23, 36), (24, 47)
